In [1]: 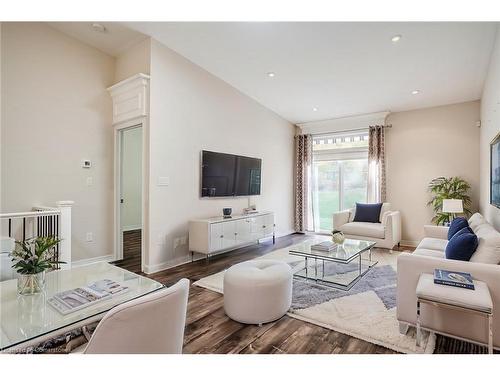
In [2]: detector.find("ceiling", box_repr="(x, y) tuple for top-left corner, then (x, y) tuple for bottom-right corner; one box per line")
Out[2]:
(126, 22), (497, 124)
(48, 22), (147, 57)
(50, 22), (498, 124)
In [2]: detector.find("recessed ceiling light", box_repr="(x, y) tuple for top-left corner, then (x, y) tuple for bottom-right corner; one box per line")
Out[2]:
(312, 107), (318, 112)
(391, 35), (402, 43)
(91, 23), (107, 33)
(267, 72), (275, 78)
(411, 90), (420, 95)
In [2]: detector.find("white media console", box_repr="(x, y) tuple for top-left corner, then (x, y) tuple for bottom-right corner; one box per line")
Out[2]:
(188, 211), (275, 258)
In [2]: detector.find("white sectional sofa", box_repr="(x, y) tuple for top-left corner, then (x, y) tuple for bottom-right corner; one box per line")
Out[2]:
(397, 213), (500, 349)
(332, 203), (401, 250)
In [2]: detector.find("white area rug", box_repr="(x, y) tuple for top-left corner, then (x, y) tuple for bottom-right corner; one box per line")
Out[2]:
(193, 245), (436, 354)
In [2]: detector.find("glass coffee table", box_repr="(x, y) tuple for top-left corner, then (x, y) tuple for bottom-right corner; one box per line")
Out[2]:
(289, 237), (378, 290)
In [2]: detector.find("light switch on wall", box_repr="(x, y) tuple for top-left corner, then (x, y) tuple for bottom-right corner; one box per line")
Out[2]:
(86, 177), (93, 186)
(86, 232), (93, 242)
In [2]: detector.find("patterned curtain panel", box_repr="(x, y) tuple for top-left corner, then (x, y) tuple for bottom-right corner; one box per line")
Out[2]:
(294, 134), (312, 232)
(367, 126), (387, 203)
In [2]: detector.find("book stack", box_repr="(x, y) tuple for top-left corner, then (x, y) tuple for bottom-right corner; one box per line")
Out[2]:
(311, 241), (337, 252)
(434, 269), (475, 290)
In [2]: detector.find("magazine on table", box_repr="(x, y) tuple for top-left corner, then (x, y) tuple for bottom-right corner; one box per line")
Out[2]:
(434, 269), (475, 290)
(48, 279), (129, 315)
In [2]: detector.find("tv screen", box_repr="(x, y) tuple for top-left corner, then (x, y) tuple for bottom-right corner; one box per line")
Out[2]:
(491, 133), (500, 208)
(201, 151), (261, 197)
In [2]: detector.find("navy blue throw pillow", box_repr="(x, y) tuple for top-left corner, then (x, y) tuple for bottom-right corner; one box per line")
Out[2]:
(353, 203), (383, 223)
(445, 227), (478, 261)
(448, 217), (469, 240)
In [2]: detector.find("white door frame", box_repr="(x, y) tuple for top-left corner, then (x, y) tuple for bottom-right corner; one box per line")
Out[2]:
(113, 119), (146, 272)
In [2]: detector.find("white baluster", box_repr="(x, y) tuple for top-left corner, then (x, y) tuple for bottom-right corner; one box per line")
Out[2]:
(56, 201), (74, 269)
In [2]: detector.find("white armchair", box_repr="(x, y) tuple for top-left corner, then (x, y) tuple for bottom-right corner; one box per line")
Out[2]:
(332, 203), (401, 251)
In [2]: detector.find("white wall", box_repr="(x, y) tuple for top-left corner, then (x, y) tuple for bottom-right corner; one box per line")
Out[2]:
(146, 39), (295, 272)
(480, 25), (500, 231)
(120, 126), (142, 230)
(386, 101), (480, 244)
(114, 38), (150, 84)
(298, 101), (480, 244)
(1, 23), (115, 262)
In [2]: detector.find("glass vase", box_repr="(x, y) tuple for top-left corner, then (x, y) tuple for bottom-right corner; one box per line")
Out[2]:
(17, 271), (46, 295)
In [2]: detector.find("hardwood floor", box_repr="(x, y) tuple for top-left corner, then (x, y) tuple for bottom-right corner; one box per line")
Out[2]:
(113, 234), (488, 354)
(114, 233), (397, 354)
(111, 229), (142, 274)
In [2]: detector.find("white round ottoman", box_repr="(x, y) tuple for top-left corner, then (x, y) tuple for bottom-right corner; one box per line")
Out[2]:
(223, 259), (293, 324)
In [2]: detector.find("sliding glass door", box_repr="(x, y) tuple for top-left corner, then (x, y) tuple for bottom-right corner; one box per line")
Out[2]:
(310, 131), (369, 232)
(342, 159), (368, 209)
(312, 160), (341, 231)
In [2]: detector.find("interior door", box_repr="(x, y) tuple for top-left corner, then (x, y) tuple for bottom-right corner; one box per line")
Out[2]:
(120, 127), (143, 234)
(118, 125), (143, 265)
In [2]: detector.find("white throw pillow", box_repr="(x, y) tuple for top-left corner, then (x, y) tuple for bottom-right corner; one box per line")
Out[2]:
(469, 226), (500, 264)
(468, 213), (487, 232)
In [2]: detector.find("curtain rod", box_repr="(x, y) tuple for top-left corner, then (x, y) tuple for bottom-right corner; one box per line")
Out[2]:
(306, 124), (392, 137)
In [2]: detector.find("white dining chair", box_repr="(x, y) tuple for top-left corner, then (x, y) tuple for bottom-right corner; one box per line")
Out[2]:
(78, 278), (189, 354)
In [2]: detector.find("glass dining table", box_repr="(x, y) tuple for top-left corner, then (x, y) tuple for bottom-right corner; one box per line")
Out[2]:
(0, 262), (164, 352)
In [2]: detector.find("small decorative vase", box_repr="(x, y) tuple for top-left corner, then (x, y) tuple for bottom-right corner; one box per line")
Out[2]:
(331, 230), (345, 244)
(223, 208), (232, 218)
(17, 271), (46, 295)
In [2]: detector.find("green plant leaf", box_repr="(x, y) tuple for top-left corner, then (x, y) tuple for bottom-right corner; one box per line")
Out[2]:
(427, 176), (472, 224)
(11, 236), (62, 274)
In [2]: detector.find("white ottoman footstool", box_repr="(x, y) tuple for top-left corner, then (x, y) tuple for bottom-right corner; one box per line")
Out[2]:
(223, 259), (293, 324)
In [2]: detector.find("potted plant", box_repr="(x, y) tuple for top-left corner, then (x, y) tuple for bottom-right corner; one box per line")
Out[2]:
(427, 176), (472, 225)
(10, 236), (63, 295)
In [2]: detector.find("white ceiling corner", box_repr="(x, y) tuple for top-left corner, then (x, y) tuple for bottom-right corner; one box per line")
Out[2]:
(47, 22), (147, 57)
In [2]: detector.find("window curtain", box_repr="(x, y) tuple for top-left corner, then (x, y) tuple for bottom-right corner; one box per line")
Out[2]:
(367, 126), (386, 203)
(294, 134), (312, 232)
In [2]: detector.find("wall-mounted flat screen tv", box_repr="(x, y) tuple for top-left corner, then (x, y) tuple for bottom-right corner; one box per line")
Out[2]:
(491, 132), (500, 208)
(201, 151), (261, 197)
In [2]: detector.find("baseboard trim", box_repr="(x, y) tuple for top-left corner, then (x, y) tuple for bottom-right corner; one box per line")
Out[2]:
(143, 255), (192, 275)
(144, 230), (297, 275)
(275, 230), (297, 238)
(121, 226), (141, 232)
(72, 254), (115, 268)
(400, 240), (419, 247)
